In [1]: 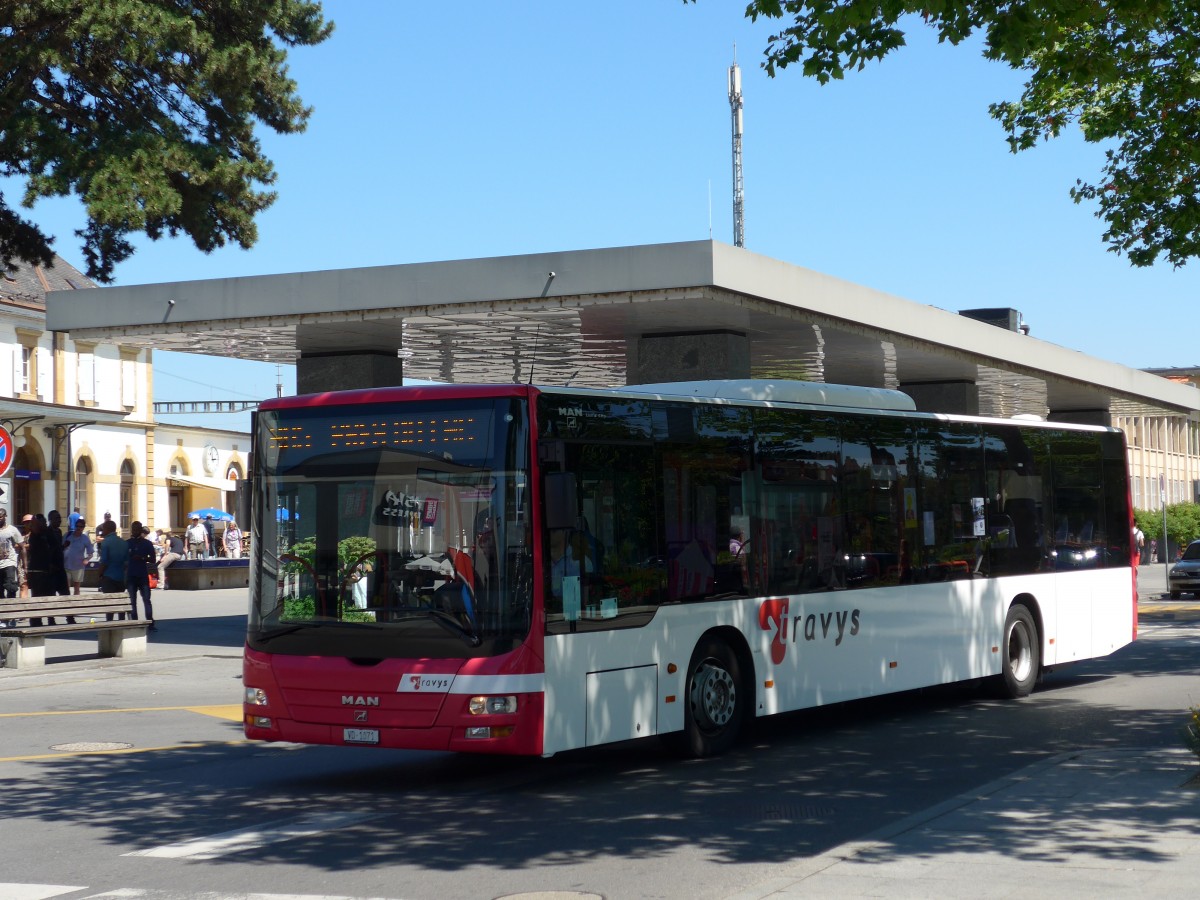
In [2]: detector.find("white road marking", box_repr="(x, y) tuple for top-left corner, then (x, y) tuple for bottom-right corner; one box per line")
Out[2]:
(122, 811), (379, 860)
(0, 887), (86, 900)
(85, 891), (400, 899)
(0, 887), (407, 899)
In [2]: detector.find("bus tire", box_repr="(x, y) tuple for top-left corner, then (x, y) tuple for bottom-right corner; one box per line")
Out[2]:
(1000, 604), (1040, 699)
(674, 636), (746, 757)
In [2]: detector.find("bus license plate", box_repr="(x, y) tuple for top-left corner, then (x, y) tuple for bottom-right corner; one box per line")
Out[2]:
(343, 728), (379, 744)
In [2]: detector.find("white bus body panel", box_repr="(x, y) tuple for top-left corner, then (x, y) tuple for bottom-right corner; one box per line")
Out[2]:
(585, 665), (658, 746)
(541, 568), (1133, 756)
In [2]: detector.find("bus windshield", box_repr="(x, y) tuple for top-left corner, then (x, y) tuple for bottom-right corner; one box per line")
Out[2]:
(248, 396), (533, 659)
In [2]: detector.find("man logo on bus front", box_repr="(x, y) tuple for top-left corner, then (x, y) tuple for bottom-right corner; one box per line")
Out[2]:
(759, 599), (789, 664)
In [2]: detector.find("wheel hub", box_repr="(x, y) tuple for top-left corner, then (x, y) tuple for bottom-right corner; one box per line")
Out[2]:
(691, 661), (736, 730)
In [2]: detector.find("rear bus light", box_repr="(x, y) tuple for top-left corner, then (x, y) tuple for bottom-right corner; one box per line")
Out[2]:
(468, 695), (518, 715)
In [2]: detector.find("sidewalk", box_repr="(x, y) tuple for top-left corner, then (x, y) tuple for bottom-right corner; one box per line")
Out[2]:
(730, 749), (1199, 898)
(0, 585), (249, 674)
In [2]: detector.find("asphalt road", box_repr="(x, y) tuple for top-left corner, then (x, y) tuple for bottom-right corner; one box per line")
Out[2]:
(0, 588), (1196, 900)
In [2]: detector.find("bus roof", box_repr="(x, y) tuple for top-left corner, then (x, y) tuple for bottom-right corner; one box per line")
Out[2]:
(610, 379), (917, 411)
(260, 380), (1116, 433)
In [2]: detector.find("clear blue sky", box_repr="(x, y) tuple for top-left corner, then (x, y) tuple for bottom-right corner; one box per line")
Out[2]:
(15, 2), (1200, 431)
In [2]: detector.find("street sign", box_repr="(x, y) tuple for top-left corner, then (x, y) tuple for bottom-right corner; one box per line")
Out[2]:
(0, 477), (11, 506)
(0, 427), (12, 478)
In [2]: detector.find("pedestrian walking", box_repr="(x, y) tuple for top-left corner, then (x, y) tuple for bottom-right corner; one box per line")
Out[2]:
(24, 514), (55, 598)
(16, 513), (32, 597)
(0, 508), (24, 599)
(203, 514), (216, 557)
(46, 510), (70, 596)
(126, 520), (156, 630)
(97, 520), (128, 594)
(224, 520), (244, 559)
(186, 515), (209, 559)
(63, 518), (94, 595)
(24, 513), (68, 625)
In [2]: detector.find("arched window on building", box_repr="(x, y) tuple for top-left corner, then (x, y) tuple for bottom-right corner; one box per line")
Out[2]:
(13, 446), (31, 521)
(119, 460), (135, 531)
(75, 457), (92, 520)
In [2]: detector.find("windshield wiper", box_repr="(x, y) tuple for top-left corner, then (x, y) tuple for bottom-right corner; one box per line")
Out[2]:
(257, 624), (312, 642)
(426, 608), (482, 647)
(258, 618), (378, 641)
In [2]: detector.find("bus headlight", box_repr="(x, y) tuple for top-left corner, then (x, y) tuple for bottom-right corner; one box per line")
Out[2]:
(468, 695), (517, 715)
(244, 687), (269, 707)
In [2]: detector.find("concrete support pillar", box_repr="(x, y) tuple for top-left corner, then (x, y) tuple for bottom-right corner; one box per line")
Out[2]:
(1047, 409), (1110, 427)
(627, 331), (750, 385)
(296, 351), (404, 394)
(899, 380), (980, 416)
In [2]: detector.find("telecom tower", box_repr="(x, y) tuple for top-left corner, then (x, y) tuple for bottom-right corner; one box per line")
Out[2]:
(728, 51), (745, 248)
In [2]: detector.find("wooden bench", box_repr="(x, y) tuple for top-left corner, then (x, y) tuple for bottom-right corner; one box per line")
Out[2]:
(0, 594), (151, 669)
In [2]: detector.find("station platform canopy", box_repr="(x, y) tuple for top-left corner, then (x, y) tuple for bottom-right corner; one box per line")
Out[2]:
(44, 240), (1200, 422)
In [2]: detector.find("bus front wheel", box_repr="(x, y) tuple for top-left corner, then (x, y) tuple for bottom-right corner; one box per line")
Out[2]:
(1001, 604), (1040, 699)
(674, 637), (745, 757)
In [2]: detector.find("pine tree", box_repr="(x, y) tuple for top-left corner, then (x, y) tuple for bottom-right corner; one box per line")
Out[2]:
(0, 0), (332, 281)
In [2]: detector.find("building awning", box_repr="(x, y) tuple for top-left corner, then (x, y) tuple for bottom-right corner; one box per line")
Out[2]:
(0, 398), (129, 430)
(167, 475), (235, 493)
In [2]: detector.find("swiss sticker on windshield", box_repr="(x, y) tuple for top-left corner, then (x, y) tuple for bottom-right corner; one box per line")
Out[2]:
(398, 673), (453, 693)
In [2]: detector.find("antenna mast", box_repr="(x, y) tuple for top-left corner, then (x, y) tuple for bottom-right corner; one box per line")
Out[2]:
(728, 48), (745, 248)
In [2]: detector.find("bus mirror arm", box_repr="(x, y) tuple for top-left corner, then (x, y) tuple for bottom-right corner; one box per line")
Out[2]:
(544, 472), (578, 530)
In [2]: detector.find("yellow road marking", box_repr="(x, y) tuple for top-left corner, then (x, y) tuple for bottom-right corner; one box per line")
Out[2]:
(0, 739), (246, 764)
(0, 704), (242, 719)
(189, 704), (243, 721)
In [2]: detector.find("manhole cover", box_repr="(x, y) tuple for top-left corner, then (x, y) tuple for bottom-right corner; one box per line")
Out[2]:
(49, 742), (134, 752)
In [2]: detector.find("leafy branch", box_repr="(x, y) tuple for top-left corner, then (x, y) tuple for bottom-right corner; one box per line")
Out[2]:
(717, 1), (1200, 267)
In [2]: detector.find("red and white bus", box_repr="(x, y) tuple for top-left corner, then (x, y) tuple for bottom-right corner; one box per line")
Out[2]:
(242, 380), (1137, 756)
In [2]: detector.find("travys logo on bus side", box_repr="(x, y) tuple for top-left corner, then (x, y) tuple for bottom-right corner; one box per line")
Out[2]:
(758, 599), (862, 664)
(759, 599), (789, 664)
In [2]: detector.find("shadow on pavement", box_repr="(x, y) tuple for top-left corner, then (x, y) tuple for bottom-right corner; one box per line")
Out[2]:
(10, 651), (1198, 875)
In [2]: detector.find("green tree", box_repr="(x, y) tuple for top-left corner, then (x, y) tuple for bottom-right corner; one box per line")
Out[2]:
(0, 0), (332, 282)
(284, 534), (377, 587)
(729, 1), (1200, 267)
(1134, 502), (1200, 553)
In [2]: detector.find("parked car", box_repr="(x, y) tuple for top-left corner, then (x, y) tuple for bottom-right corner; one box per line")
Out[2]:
(1168, 540), (1200, 599)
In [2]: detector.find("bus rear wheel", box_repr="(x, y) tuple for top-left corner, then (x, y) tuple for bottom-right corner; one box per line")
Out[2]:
(1000, 604), (1040, 699)
(675, 637), (745, 757)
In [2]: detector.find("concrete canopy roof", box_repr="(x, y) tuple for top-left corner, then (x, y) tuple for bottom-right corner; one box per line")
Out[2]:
(45, 240), (1199, 418)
